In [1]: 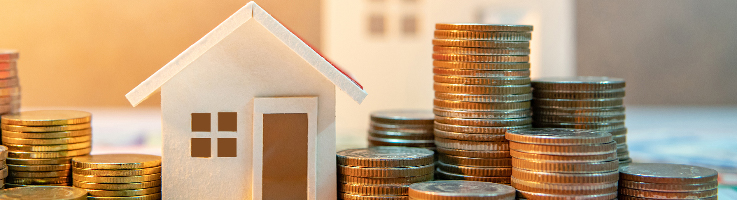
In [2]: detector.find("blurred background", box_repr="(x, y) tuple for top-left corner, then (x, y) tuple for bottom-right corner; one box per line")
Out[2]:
(1, 0), (736, 193)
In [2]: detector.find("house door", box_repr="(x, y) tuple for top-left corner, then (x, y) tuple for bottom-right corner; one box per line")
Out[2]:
(252, 97), (317, 200)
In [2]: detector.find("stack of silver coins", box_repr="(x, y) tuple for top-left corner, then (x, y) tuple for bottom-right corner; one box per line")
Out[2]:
(618, 163), (718, 199)
(0, 49), (21, 114)
(531, 77), (630, 164)
(409, 180), (516, 200)
(506, 128), (619, 199)
(337, 147), (434, 200)
(368, 110), (435, 149)
(432, 23), (533, 184)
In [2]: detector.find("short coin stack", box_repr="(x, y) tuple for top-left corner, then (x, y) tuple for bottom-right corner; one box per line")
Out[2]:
(618, 163), (718, 199)
(337, 147), (434, 200)
(408, 180), (516, 200)
(531, 77), (630, 164)
(0, 49), (21, 115)
(368, 110), (435, 149)
(72, 154), (162, 199)
(1, 110), (93, 188)
(432, 23), (533, 184)
(0, 185), (88, 200)
(506, 128), (619, 199)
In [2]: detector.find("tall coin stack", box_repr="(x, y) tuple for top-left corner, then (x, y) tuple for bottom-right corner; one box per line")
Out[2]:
(337, 147), (434, 200)
(506, 128), (619, 199)
(408, 180), (516, 200)
(618, 163), (718, 199)
(530, 77), (630, 164)
(0, 49), (21, 114)
(432, 23), (533, 184)
(1, 110), (92, 188)
(0, 146), (7, 188)
(368, 110), (435, 150)
(72, 154), (162, 199)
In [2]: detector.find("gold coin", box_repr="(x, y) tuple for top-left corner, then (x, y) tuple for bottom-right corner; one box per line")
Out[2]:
(2, 135), (92, 145)
(0, 49), (19, 61)
(9, 170), (69, 178)
(7, 157), (72, 165)
(435, 23), (533, 32)
(434, 121), (531, 134)
(0, 186), (87, 200)
(0, 61), (17, 71)
(72, 166), (162, 177)
(434, 75), (530, 85)
(337, 164), (434, 178)
(86, 193), (161, 200)
(4, 183), (71, 188)
(1, 123), (90, 133)
(434, 83), (531, 95)
(338, 174), (433, 185)
(8, 148), (91, 159)
(87, 187), (161, 197)
(339, 183), (409, 196)
(73, 180), (161, 190)
(72, 173), (162, 183)
(0, 85), (19, 95)
(340, 193), (407, 200)
(434, 60), (530, 70)
(433, 46), (530, 56)
(434, 30), (532, 41)
(6, 177), (70, 184)
(433, 39), (529, 48)
(7, 164), (70, 172)
(433, 68), (530, 77)
(2, 129), (91, 139)
(1, 110), (91, 126)
(5, 142), (92, 152)
(72, 154), (161, 170)
(433, 54), (529, 63)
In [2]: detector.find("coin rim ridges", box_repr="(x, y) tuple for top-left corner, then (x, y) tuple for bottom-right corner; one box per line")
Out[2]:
(437, 154), (511, 167)
(434, 76), (531, 86)
(336, 148), (434, 168)
(505, 128), (613, 145)
(434, 168), (512, 184)
(435, 23), (533, 32)
(436, 161), (512, 176)
(435, 138), (510, 151)
(433, 99), (531, 110)
(434, 30), (532, 41)
(511, 168), (619, 183)
(436, 147), (510, 159)
(433, 108), (531, 119)
(434, 116), (532, 127)
(509, 141), (616, 156)
(337, 164), (435, 178)
(618, 179), (718, 192)
(433, 129), (506, 142)
(433, 39), (530, 48)
(433, 68), (530, 78)
(433, 54), (530, 63)
(339, 183), (410, 195)
(509, 149), (617, 162)
(434, 122), (531, 134)
(511, 158), (619, 173)
(618, 187), (718, 199)
(434, 61), (530, 70)
(433, 46), (530, 56)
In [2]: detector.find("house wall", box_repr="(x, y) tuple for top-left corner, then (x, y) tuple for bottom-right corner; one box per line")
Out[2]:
(161, 19), (336, 200)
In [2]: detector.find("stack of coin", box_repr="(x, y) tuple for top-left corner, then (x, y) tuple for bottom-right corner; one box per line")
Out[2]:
(618, 163), (718, 199)
(368, 110), (435, 149)
(1, 110), (92, 188)
(432, 24), (533, 184)
(0, 50), (21, 114)
(337, 147), (434, 200)
(72, 154), (162, 199)
(408, 180), (516, 200)
(506, 128), (619, 199)
(0, 145), (7, 188)
(0, 185), (88, 200)
(531, 77), (630, 164)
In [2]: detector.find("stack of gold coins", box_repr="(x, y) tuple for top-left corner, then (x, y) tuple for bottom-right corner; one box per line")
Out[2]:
(506, 128), (619, 199)
(0, 49), (21, 114)
(531, 77), (630, 165)
(0, 145), (7, 188)
(71, 154), (162, 199)
(368, 110), (435, 149)
(337, 147), (434, 200)
(408, 180), (516, 200)
(618, 163), (718, 199)
(0, 186), (88, 199)
(1, 110), (92, 188)
(432, 24), (533, 184)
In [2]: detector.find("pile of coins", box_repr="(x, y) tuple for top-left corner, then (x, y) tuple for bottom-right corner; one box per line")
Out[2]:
(0, 49), (21, 115)
(432, 23), (533, 184)
(337, 147), (434, 200)
(0, 186), (88, 200)
(72, 154), (162, 199)
(0, 146), (7, 188)
(408, 180), (516, 200)
(506, 128), (619, 199)
(2, 110), (92, 188)
(531, 77), (630, 164)
(368, 110), (435, 149)
(618, 163), (718, 199)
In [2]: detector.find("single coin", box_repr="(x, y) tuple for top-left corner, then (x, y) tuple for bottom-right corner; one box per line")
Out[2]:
(511, 168), (618, 183)
(434, 76), (530, 85)
(433, 108), (530, 119)
(511, 158), (619, 173)
(339, 183), (409, 195)
(433, 54), (529, 63)
(408, 180), (516, 200)
(0, 186), (87, 200)
(434, 99), (530, 110)
(337, 147), (434, 168)
(516, 190), (616, 200)
(511, 176), (617, 195)
(435, 138), (509, 151)
(85, 192), (161, 200)
(6, 157), (72, 165)
(8, 148), (91, 159)
(438, 154), (511, 167)
(2, 129), (92, 139)
(509, 141), (616, 156)
(72, 166), (161, 177)
(533, 114), (625, 123)
(619, 180), (718, 192)
(433, 46), (530, 56)
(1, 123), (91, 133)
(86, 187), (161, 197)
(435, 92), (532, 102)
(619, 163), (718, 184)
(1, 110), (92, 126)
(434, 169), (512, 184)
(434, 129), (506, 142)
(437, 161), (512, 177)
(533, 106), (625, 116)
(435, 83), (531, 95)
(8, 164), (70, 171)
(435, 122), (531, 134)
(370, 110), (434, 125)
(2, 135), (92, 145)
(5, 177), (70, 185)
(436, 147), (510, 158)
(9, 170), (70, 178)
(73, 180), (161, 190)
(72, 173), (162, 184)
(434, 30), (531, 41)
(338, 174), (433, 185)
(433, 68), (530, 78)
(510, 150), (617, 162)
(340, 193), (408, 200)
(370, 122), (433, 134)
(337, 164), (434, 178)
(72, 154), (161, 170)
(367, 137), (435, 147)
(505, 128), (612, 145)
(0, 49), (19, 61)
(532, 77), (625, 91)
(436, 23), (533, 32)
(434, 61), (530, 70)
(434, 116), (531, 127)
(532, 89), (625, 99)
(5, 142), (92, 152)
(532, 122), (625, 130)
(369, 130), (434, 140)
(433, 39), (529, 48)
(619, 187), (718, 199)
(532, 98), (624, 108)
(4, 183), (71, 188)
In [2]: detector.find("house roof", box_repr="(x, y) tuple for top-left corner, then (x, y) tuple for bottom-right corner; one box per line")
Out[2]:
(125, 1), (367, 107)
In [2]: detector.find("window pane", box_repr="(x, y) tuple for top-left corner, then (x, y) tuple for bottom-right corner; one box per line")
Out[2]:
(218, 112), (237, 132)
(191, 138), (211, 158)
(402, 15), (418, 35)
(191, 113), (211, 132)
(217, 138), (237, 157)
(368, 14), (385, 36)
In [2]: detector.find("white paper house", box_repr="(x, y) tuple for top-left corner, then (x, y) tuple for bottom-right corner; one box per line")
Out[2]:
(125, 2), (366, 199)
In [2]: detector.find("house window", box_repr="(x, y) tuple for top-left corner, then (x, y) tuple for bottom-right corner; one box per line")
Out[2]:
(191, 138), (211, 157)
(190, 112), (238, 158)
(191, 113), (211, 132)
(401, 15), (418, 35)
(368, 14), (386, 36)
(218, 138), (237, 157)
(218, 112), (237, 132)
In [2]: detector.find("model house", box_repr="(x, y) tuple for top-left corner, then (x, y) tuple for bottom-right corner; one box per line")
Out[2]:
(125, 2), (366, 199)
